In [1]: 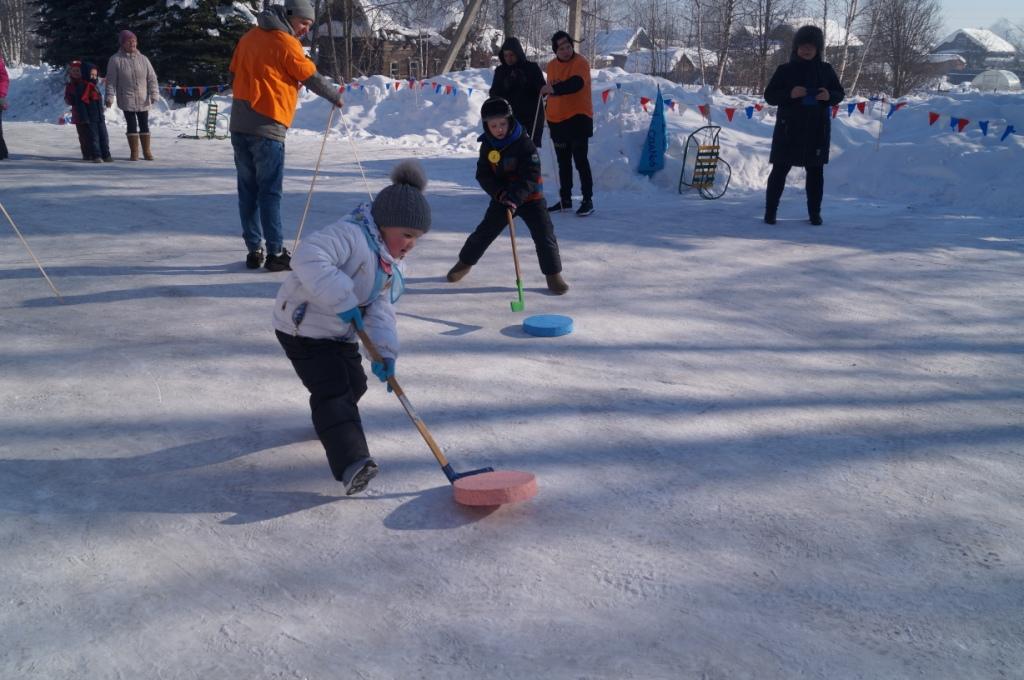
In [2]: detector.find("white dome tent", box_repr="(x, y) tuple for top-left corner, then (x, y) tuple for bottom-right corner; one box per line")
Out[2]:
(971, 69), (1021, 91)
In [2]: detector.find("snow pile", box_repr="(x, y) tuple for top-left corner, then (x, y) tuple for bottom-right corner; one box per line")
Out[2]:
(6, 63), (1022, 216)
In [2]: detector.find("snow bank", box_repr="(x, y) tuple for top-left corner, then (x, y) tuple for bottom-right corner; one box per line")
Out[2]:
(6, 64), (1022, 216)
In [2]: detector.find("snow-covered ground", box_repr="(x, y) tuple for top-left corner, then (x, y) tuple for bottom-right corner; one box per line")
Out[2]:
(1, 66), (1023, 678)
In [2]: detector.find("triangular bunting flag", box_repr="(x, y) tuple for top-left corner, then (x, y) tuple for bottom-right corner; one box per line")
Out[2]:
(831, 105), (839, 119)
(754, 103), (763, 112)
(640, 96), (651, 112)
(978, 121), (989, 136)
(385, 82), (391, 90)
(745, 106), (754, 119)
(602, 89), (611, 103)
(698, 104), (709, 118)
(957, 118), (970, 133)
(856, 102), (866, 114)
(847, 102), (856, 116)
(1000, 124), (1016, 142)
(950, 117), (959, 130)
(725, 107), (736, 121)
(928, 111), (940, 125)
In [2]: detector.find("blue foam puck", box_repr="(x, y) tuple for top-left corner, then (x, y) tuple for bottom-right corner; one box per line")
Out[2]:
(522, 314), (573, 337)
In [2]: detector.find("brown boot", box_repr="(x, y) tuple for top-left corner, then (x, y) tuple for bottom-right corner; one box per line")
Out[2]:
(127, 133), (140, 161)
(140, 133), (154, 161)
(446, 261), (472, 282)
(545, 273), (569, 295)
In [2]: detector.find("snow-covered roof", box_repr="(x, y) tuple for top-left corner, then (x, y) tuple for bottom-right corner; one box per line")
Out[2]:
(938, 28), (1016, 53)
(775, 18), (863, 47)
(594, 28), (647, 56)
(926, 53), (967, 64)
(624, 47), (718, 73)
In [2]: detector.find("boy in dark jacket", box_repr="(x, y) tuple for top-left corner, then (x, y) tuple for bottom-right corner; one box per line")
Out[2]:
(489, 37), (546, 147)
(63, 60), (94, 161)
(447, 97), (568, 294)
(78, 64), (112, 163)
(763, 25), (844, 225)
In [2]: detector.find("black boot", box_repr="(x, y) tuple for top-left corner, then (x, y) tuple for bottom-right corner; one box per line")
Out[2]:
(809, 212), (823, 226)
(548, 198), (572, 212)
(764, 207), (777, 225)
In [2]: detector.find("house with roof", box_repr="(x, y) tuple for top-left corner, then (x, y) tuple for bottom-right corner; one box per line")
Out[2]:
(624, 47), (718, 84)
(589, 27), (655, 68)
(931, 28), (1016, 71)
(768, 18), (863, 53)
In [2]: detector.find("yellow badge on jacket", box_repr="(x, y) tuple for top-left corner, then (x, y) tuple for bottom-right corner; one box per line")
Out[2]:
(487, 150), (501, 164)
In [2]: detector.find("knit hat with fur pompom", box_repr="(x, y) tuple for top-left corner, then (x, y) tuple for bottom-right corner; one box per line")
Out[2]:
(371, 160), (431, 233)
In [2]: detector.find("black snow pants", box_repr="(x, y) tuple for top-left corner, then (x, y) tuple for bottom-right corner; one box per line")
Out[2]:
(276, 331), (370, 480)
(458, 199), (562, 275)
(552, 137), (593, 202)
(766, 163), (824, 216)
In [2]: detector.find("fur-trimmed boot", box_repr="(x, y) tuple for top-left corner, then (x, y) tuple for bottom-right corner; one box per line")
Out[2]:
(127, 133), (140, 161)
(140, 133), (154, 161)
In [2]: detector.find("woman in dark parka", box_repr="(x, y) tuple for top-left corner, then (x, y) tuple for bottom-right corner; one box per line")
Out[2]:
(763, 25), (845, 225)
(489, 37), (547, 146)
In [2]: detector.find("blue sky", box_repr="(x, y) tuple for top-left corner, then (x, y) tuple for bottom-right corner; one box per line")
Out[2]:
(938, 0), (1021, 33)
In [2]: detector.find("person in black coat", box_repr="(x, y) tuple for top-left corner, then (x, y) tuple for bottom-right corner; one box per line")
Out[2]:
(446, 98), (568, 294)
(489, 37), (546, 147)
(78, 64), (112, 163)
(763, 25), (845, 225)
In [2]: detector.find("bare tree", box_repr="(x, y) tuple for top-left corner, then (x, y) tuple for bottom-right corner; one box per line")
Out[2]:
(0, 0), (33, 63)
(710, 0), (738, 89)
(873, 0), (942, 96)
(848, 0), (878, 92)
(835, 0), (869, 81)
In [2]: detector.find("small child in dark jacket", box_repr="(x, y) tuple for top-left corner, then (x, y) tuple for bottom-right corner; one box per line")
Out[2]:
(79, 64), (112, 163)
(63, 60), (94, 161)
(447, 97), (568, 294)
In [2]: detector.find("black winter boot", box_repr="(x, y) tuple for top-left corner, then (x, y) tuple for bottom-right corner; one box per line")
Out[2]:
(265, 248), (292, 272)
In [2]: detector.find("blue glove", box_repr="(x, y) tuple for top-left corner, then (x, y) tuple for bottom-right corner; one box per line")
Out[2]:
(371, 358), (396, 392)
(338, 306), (364, 330)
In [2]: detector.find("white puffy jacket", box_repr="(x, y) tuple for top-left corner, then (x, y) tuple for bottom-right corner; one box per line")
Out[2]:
(272, 206), (404, 359)
(104, 49), (159, 112)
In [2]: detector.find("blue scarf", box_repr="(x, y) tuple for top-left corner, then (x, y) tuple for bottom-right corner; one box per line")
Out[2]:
(487, 121), (523, 150)
(349, 204), (405, 304)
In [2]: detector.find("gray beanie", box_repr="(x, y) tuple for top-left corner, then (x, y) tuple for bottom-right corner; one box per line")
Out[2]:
(371, 160), (432, 233)
(284, 0), (316, 21)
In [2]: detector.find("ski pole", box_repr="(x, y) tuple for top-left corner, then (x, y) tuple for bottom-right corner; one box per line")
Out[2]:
(0, 201), (64, 303)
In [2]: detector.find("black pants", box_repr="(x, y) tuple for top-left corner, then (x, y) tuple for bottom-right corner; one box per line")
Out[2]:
(0, 111), (8, 159)
(85, 111), (110, 159)
(766, 164), (824, 215)
(125, 110), (149, 134)
(553, 137), (593, 201)
(276, 331), (370, 481)
(458, 200), (562, 275)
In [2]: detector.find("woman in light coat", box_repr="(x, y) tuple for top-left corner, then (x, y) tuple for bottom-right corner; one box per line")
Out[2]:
(105, 30), (159, 161)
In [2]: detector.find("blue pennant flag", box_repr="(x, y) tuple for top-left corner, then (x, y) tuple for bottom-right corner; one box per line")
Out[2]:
(979, 120), (989, 136)
(1001, 124), (1016, 142)
(468, 88), (473, 97)
(745, 106), (754, 119)
(637, 86), (667, 176)
(847, 102), (855, 116)
(950, 117), (959, 130)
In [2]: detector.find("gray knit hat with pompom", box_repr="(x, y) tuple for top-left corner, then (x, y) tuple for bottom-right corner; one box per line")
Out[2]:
(371, 160), (431, 233)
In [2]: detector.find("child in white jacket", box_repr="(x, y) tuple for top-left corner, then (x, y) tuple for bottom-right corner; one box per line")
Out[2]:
(272, 160), (431, 495)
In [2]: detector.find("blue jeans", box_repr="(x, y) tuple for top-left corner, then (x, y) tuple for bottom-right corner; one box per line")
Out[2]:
(232, 132), (285, 254)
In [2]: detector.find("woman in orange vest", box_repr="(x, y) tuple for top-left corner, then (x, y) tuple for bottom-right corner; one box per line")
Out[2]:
(540, 31), (595, 217)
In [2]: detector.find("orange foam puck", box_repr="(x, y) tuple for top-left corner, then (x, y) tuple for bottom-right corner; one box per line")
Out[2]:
(452, 470), (537, 506)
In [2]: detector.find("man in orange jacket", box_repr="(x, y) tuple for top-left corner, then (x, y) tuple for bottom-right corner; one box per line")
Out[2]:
(229, 0), (344, 272)
(540, 31), (595, 217)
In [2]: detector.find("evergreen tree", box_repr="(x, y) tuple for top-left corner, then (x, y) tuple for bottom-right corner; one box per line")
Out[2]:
(34, 0), (120, 71)
(35, 0), (259, 84)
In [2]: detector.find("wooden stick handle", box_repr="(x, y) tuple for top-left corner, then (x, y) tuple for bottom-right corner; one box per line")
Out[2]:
(506, 208), (523, 282)
(355, 328), (450, 468)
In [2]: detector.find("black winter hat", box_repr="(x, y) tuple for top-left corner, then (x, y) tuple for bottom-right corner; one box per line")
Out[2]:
(551, 30), (574, 53)
(792, 25), (825, 58)
(480, 97), (513, 121)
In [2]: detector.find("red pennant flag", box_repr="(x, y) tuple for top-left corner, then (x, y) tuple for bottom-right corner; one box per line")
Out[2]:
(394, 81), (401, 91)
(725, 107), (736, 121)
(754, 103), (763, 112)
(928, 111), (940, 125)
(957, 118), (970, 133)
(831, 105), (839, 118)
(444, 85), (452, 94)
(601, 89), (611, 103)
(640, 96), (651, 112)
(698, 104), (709, 118)
(856, 102), (866, 114)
